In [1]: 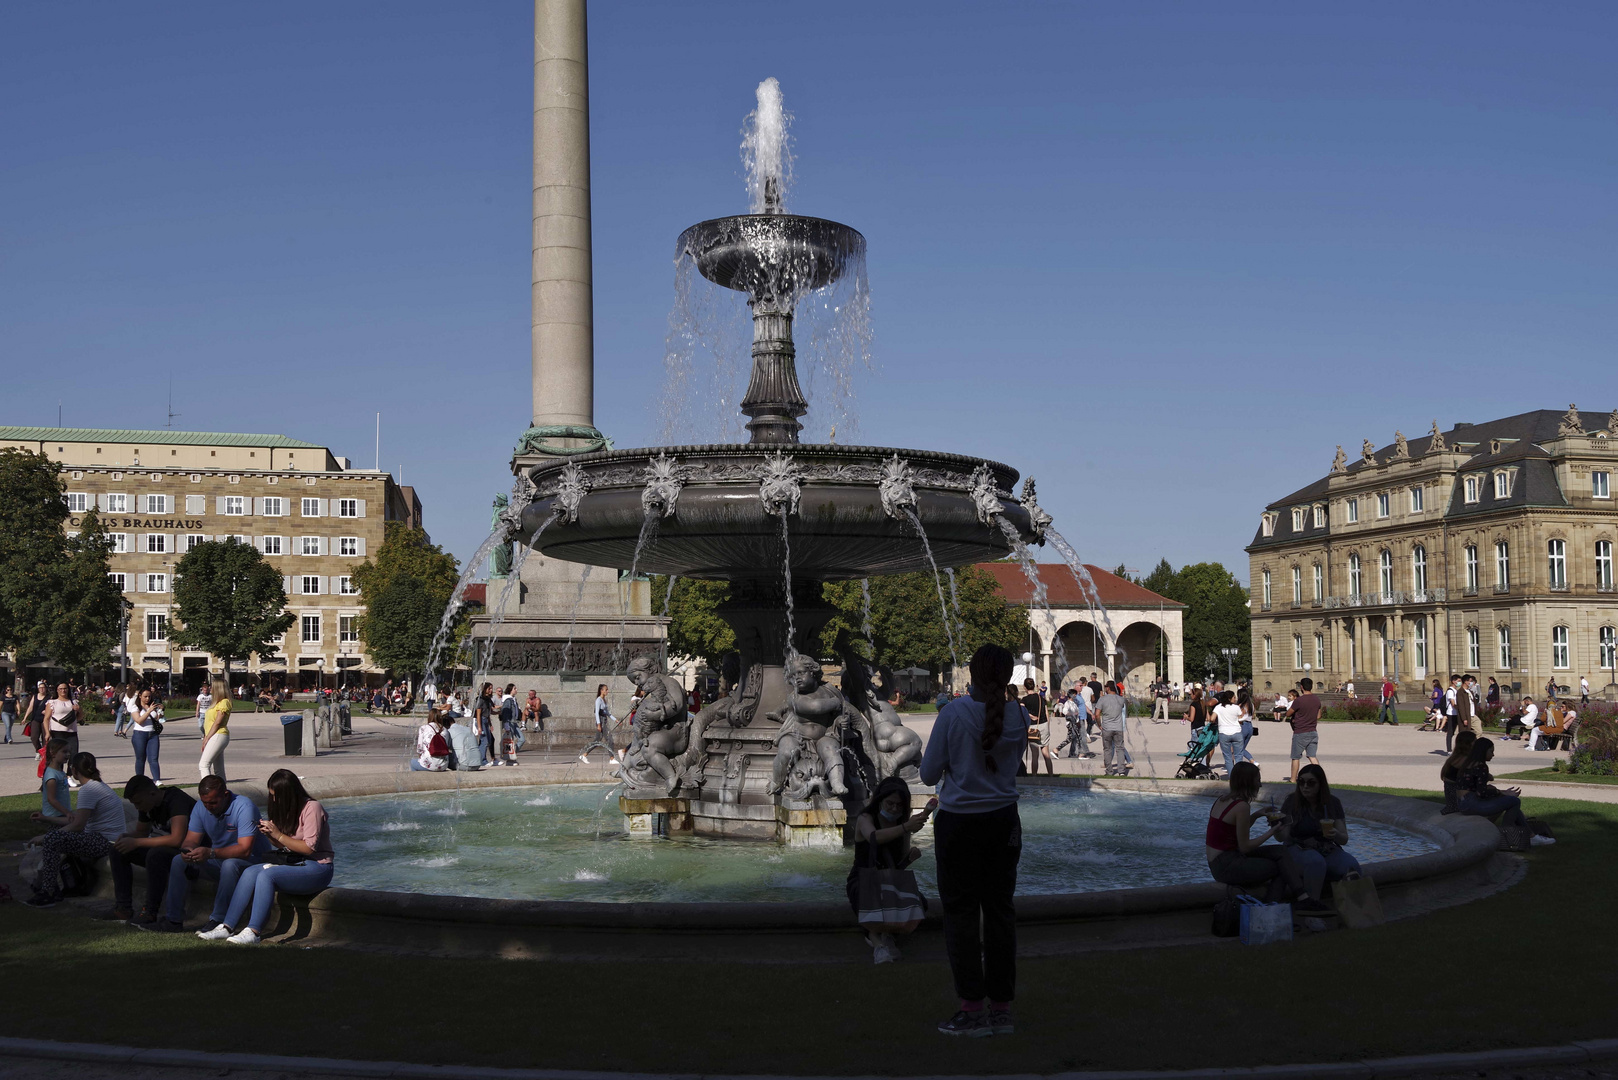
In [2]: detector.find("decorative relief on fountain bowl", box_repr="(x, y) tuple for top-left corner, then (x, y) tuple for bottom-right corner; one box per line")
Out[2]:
(553, 462), (592, 524)
(878, 454), (918, 519)
(1020, 477), (1053, 544)
(969, 463), (1011, 525)
(641, 452), (684, 518)
(758, 451), (802, 517)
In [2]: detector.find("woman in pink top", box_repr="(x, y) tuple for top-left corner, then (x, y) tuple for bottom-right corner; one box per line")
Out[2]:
(199, 769), (334, 945)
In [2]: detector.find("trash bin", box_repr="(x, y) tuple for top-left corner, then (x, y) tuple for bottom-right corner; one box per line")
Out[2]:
(281, 713), (305, 756)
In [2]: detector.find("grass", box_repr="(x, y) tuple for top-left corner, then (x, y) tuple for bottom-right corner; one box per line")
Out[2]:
(1499, 767), (1618, 785)
(1, 790), (1613, 1074)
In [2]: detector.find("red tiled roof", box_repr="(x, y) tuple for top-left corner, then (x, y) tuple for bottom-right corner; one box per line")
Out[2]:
(464, 584), (487, 606)
(975, 562), (1185, 610)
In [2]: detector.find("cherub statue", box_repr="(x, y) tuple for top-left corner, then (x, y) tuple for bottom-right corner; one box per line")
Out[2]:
(1428, 420), (1447, 453)
(1360, 439), (1377, 464)
(1330, 445), (1348, 474)
(767, 654), (849, 798)
(619, 657), (690, 796)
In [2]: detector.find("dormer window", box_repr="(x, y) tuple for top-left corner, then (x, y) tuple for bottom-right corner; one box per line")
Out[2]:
(1291, 508), (1304, 531)
(1312, 505), (1325, 528)
(1261, 513), (1276, 537)
(1494, 470), (1514, 499)
(1464, 476), (1480, 504)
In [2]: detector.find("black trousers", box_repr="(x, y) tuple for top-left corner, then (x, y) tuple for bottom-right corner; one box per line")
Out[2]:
(110, 845), (180, 913)
(933, 803), (1021, 1005)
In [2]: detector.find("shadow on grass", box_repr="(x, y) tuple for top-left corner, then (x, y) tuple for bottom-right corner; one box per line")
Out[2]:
(1, 793), (1614, 1075)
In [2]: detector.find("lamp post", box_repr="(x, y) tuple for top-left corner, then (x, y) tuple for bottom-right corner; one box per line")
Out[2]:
(1390, 637), (1406, 692)
(1021, 650), (1035, 688)
(118, 599), (132, 685)
(1220, 647), (1238, 685)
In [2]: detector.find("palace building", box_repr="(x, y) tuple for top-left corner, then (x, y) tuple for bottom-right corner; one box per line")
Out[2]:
(0, 427), (421, 690)
(1247, 407), (1618, 698)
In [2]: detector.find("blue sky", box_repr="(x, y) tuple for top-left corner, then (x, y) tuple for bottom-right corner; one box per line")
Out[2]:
(5, 2), (1614, 584)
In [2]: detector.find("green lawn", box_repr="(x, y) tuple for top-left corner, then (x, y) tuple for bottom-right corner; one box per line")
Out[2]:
(1, 790), (1611, 1074)
(1499, 767), (1618, 786)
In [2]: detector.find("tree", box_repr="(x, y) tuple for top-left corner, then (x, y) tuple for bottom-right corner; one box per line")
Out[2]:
(1141, 560), (1252, 680)
(49, 508), (125, 675)
(170, 540), (295, 675)
(0, 448), (72, 662)
(649, 576), (735, 670)
(821, 565), (1027, 673)
(351, 522), (462, 679)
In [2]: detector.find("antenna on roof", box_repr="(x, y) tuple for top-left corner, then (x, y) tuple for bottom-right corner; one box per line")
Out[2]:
(166, 374), (181, 430)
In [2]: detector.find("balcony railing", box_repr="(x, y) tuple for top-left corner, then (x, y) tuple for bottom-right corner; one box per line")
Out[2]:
(1289, 600), (1302, 610)
(1321, 588), (1448, 610)
(1463, 585), (1478, 597)
(1494, 584), (1510, 595)
(1599, 583), (1616, 593)
(1549, 582), (1570, 592)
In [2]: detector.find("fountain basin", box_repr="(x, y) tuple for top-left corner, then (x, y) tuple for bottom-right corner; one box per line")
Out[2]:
(679, 214), (864, 299)
(518, 443), (1034, 579)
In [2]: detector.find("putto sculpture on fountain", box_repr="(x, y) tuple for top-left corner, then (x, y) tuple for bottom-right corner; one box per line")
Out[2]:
(768, 654), (853, 799)
(619, 657), (691, 797)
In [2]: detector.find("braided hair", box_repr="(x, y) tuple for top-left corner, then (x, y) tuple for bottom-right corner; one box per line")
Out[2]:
(969, 644), (1015, 770)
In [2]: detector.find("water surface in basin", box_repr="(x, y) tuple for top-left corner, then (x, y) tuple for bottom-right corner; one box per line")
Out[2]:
(326, 785), (1440, 903)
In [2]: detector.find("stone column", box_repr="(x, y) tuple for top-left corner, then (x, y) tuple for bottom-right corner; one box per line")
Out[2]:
(531, 0), (593, 430)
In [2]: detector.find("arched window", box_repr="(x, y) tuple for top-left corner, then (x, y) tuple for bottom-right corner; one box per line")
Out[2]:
(1412, 545), (1428, 594)
(1379, 550), (1393, 596)
(1349, 553), (1362, 596)
(1413, 617), (1427, 670)
(1551, 625), (1570, 669)
(1548, 539), (1567, 589)
(1464, 545), (1479, 592)
(1495, 541), (1510, 589)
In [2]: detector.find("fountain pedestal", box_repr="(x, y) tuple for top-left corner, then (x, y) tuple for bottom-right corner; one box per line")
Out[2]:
(619, 795), (694, 837)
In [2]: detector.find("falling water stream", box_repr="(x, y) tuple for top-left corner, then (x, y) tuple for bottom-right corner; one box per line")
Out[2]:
(779, 514), (798, 660)
(613, 507), (663, 668)
(559, 565), (595, 674)
(902, 508), (961, 675)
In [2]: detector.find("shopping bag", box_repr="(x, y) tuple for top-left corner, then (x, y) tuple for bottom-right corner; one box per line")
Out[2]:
(1212, 892), (1260, 937)
(1332, 874), (1384, 929)
(1497, 825), (1531, 852)
(855, 867), (925, 932)
(1238, 900), (1293, 945)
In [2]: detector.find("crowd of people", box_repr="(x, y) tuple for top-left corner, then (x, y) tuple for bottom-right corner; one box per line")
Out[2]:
(411, 683), (556, 771)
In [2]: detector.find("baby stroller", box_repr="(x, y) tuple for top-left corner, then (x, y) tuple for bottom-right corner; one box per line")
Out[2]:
(1176, 725), (1219, 779)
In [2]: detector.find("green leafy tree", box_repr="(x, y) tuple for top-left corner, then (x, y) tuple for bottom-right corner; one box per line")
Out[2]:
(649, 576), (735, 670)
(49, 508), (125, 675)
(822, 565), (1026, 673)
(0, 448), (72, 661)
(1141, 560), (1252, 680)
(351, 522), (462, 679)
(170, 540), (295, 675)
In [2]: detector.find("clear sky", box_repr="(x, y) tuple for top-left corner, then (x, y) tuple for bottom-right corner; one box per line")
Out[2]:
(5, 2), (1614, 584)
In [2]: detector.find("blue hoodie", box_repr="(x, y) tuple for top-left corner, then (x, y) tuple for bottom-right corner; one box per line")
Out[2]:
(920, 694), (1029, 813)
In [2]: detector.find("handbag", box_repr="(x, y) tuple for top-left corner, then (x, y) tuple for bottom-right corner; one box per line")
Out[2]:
(1212, 892), (1259, 937)
(261, 849), (306, 866)
(1497, 824), (1531, 852)
(854, 843), (925, 933)
(1239, 899), (1293, 945)
(1331, 873), (1384, 929)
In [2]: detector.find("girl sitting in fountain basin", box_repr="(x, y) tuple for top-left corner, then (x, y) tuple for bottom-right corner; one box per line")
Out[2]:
(846, 776), (937, 965)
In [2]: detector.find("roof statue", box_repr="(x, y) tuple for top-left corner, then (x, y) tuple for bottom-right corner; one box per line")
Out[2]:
(1361, 439), (1377, 464)
(1390, 431), (1410, 460)
(1608, 407), (1618, 435)
(1428, 420), (1447, 453)
(1330, 445), (1348, 474)
(1558, 404), (1584, 438)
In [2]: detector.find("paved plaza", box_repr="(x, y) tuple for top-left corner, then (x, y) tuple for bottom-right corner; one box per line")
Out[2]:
(6, 707), (1610, 804)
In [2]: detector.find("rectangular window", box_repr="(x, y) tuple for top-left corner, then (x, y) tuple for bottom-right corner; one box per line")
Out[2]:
(1293, 634), (1303, 669)
(301, 536), (321, 556)
(65, 492), (89, 512)
(1312, 505), (1325, 528)
(339, 615), (359, 642)
(1498, 626), (1511, 669)
(104, 493), (128, 513)
(1314, 633), (1325, 668)
(143, 494), (169, 514)
(224, 496), (245, 515)
(1496, 542), (1510, 587)
(263, 497), (284, 516)
(301, 575), (321, 595)
(301, 614), (322, 644)
(1494, 472), (1511, 499)
(339, 537), (358, 557)
(262, 536), (283, 556)
(1552, 625), (1570, 669)
(1601, 627), (1616, 670)
(1409, 486), (1424, 513)
(1467, 628), (1480, 669)
(145, 573), (167, 593)
(185, 534), (206, 552)
(1291, 566), (1302, 602)
(1414, 618), (1427, 670)
(338, 498), (359, 518)
(109, 533), (128, 554)
(1263, 636), (1272, 670)
(1594, 471), (1611, 499)
(338, 575), (359, 596)
(146, 533), (167, 553)
(186, 494), (206, 514)
(1261, 570), (1271, 608)
(1346, 498), (1359, 523)
(1548, 539), (1567, 588)
(1292, 508), (1304, 531)
(146, 613), (168, 642)
(1313, 564), (1323, 602)
(302, 497), (323, 517)
(1464, 477), (1479, 504)
(1376, 492), (1390, 518)
(1465, 546), (1478, 590)
(1598, 540), (1614, 590)
(108, 572), (127, 592)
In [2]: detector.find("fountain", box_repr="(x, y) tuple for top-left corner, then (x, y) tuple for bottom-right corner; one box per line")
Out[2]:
(512, 79), (1045, 844)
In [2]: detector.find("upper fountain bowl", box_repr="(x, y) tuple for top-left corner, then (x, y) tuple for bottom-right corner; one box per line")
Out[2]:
(679, 214), (864, 301)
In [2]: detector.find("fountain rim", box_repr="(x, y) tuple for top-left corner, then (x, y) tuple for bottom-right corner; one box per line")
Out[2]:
(520, 441), (1021, 485)
(676, 211), (868, 249)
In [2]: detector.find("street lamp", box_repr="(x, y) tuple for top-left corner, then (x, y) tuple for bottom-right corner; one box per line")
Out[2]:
(118, 599), (133, 685)
(1390, 637), (1406, 691)
(1220, 647), (1239, 685)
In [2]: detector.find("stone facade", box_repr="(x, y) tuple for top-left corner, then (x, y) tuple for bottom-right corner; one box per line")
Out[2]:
(1248, 408), (1618, 697)
(0, 427), (417, 689)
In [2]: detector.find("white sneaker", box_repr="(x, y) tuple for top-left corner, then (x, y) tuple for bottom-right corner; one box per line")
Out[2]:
(195, 924), (232, 941)
(578, 753), (590, 764)
(225, 927), (261, 945)
(1529, 834), (1557, 846)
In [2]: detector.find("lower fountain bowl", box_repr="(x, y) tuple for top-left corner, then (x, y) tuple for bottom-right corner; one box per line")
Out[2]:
(517, 443), (1033, 579)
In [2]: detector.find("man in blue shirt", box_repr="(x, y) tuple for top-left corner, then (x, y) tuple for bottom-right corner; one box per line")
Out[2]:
(140, 774), (268, 933)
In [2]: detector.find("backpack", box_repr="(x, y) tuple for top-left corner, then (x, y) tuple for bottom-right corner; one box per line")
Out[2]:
(428, 731), (450, 757)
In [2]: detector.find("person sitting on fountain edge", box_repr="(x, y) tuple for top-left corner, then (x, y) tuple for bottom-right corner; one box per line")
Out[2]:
(847, 775), (936, 964)
(446, 711), (481, 771)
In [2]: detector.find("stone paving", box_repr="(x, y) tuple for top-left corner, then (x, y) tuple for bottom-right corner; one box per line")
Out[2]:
(4, 705), (1610, 803)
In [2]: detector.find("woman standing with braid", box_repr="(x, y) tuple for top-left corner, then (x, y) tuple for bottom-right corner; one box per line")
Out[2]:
(919, 644), (1029, 1038)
